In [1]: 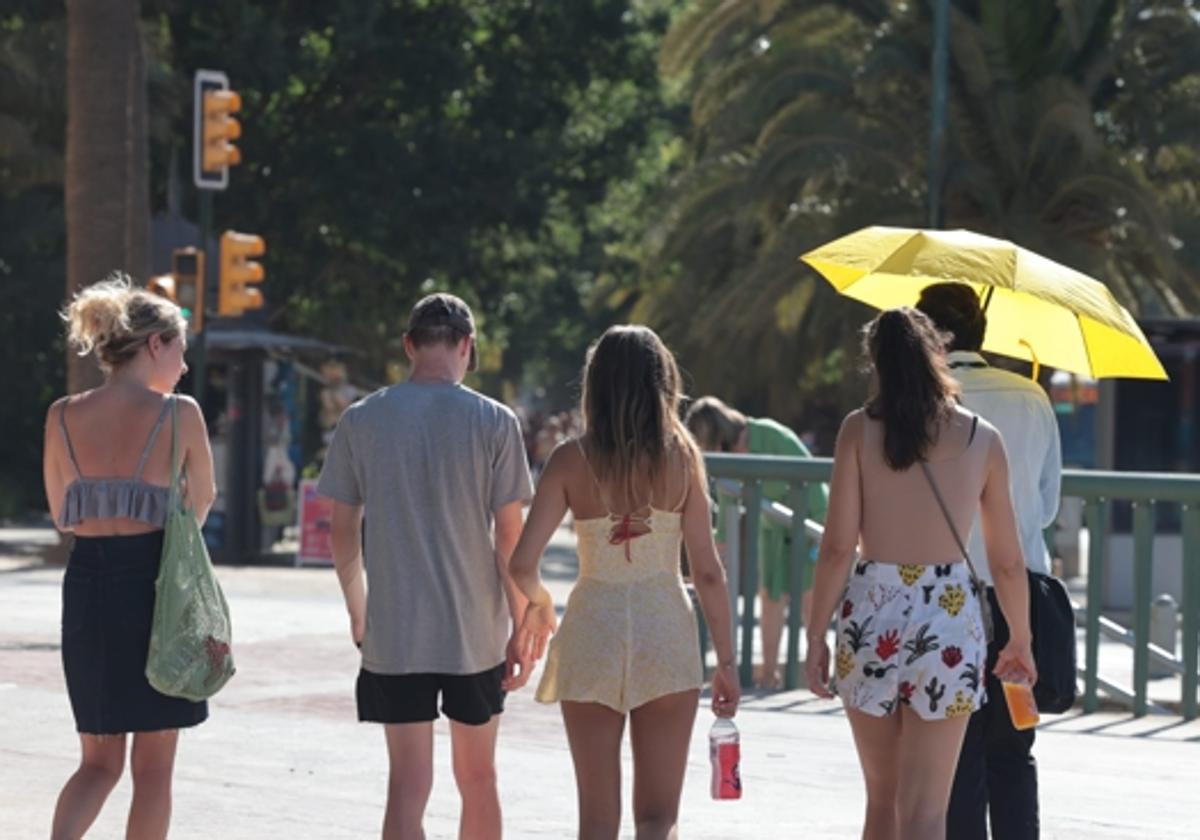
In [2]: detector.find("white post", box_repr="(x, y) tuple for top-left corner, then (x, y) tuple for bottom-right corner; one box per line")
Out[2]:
(1150, 593), (1178, 679)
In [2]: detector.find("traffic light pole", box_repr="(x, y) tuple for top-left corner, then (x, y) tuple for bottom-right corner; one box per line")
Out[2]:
(192, 189), (213, 406)
(927, 0), (949, 229)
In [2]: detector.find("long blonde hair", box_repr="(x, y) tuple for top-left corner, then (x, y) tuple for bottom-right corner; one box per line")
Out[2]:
(63, 273), (186, 372)
(580, 325), (704, 506)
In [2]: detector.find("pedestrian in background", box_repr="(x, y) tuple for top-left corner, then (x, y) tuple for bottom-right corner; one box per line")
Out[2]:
(318, 293), (546, 840)
(43, 274), (216, 840)
(686, 396), (828, 689)
(918, 282), (1062, 840)
(806, 307), (1036, 840)
(509, 325), (740, 840)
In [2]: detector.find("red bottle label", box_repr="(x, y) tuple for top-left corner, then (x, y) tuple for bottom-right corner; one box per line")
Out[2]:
(711, 742), (742, 800)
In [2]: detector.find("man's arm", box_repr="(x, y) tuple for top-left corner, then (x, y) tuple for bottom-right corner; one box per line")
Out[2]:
(331, 501), (366, 646)
(1038, 397), (1063, 529)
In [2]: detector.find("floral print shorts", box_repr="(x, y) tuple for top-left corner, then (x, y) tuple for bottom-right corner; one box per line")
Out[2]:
(831, 560), (987, 721)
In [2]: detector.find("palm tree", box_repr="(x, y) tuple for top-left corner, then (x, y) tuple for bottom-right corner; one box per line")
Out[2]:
(65, 0), (150, 394)
(640, 0), (1200, 435)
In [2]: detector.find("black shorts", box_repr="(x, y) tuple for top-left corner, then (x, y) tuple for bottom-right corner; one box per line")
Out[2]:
(356, 663), (506, 726)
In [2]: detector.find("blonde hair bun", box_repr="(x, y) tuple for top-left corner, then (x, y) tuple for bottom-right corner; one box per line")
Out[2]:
(65, 273), (135, 357)
(62, 272), (186, 371)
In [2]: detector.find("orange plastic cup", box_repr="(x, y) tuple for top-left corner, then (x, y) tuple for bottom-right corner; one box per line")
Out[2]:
(1002, 681), (1040, 730)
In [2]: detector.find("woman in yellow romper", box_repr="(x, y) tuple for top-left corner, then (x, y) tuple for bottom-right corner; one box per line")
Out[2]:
(510, 325), (740, 840)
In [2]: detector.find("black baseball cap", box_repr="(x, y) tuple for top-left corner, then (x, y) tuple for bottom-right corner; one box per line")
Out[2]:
(406, 293), (478, 371)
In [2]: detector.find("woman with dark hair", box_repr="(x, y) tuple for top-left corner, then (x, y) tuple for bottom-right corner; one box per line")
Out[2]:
(805, 307), (1036, 840)
(509, 325), (739, 840)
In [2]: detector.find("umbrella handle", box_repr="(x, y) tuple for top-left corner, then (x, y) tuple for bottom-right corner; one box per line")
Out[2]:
(1018, 339), (1040, 381)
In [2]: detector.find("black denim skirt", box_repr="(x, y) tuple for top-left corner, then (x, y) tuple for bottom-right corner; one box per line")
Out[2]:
(62, 532), (208, 735)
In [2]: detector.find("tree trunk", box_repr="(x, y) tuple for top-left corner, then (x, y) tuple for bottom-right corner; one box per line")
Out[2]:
(52, 0), (150, 564)
(65, 0), (150, 395)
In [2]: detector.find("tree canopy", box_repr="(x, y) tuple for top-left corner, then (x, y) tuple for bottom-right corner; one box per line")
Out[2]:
(637, 0), (1200, 445)
(2, 0), (1198, 513)
(155, 0), (684, 400)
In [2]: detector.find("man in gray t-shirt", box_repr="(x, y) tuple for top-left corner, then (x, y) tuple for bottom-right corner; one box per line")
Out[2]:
(318, 293), (536, 840)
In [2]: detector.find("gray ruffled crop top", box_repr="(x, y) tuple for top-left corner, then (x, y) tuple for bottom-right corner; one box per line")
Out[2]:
(57, 397), (174, 529)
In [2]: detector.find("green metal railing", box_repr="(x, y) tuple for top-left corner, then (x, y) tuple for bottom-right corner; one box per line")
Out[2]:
(1063, 470), (1200, 719)
(703, 453), (1200, 720)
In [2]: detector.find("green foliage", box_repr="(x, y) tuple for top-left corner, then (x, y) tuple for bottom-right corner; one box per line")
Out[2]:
(154, 0), (684, 402)
(3, 0), (686, 508)
(4, 0), (1199, 508)
(0, 183), (65, 515)
(0, 6), (66, 514)
(639, 0), (1200, 446)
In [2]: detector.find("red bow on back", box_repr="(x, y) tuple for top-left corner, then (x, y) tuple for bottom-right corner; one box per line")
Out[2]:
(608, 511), (652, 563)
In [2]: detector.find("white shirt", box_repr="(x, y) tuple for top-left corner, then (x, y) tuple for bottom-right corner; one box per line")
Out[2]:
(947, 351), (1063, 583)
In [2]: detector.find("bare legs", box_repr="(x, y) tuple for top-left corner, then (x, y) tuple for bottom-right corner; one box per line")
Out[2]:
(562, 701), (625, 840)
(759, 590), (814, 689)
(758, 589), (787, 689)
(383, 723), (434, 840)
(450, 719), (501, 840)
(51, 731), (179, 840)
(382, 718), (501, 840)
(126, 731), (179, 840)
(51, 734), (125, 840)
(629, 690), (699, 840)
(562, 690), (700, 840)
(845, 706), (970, 840)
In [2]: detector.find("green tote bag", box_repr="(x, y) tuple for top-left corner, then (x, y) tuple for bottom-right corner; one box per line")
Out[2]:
(145, 397), (236, 701)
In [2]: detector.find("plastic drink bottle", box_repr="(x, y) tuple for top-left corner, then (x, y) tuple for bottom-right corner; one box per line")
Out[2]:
(1002, 680), (1040, 730)
(709, 717), (741, 800)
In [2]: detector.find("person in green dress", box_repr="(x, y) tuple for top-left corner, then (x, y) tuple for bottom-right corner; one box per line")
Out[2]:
(685, 397), (828, 689)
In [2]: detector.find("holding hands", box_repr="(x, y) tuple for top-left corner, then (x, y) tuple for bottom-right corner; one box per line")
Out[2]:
(502, 590), (557, 691)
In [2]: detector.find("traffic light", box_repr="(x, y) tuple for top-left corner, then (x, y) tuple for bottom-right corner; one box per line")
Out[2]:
(202, 89), (242, 173)
(146, 249), (206, 334)
(146, 274), (176, 300)
(172, 247), (205, 335)
(194, 69), (242, 191)
(219, 230), (265, 317)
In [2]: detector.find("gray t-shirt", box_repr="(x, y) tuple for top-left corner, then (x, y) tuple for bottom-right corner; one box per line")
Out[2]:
(317, 382), (533, 675)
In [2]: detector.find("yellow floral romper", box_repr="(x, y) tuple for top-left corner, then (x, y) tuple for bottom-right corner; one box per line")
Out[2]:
(535, 443), (703, 713)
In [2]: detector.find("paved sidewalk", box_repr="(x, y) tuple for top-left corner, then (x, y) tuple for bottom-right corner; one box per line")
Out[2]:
(1, 528), (1197, 839)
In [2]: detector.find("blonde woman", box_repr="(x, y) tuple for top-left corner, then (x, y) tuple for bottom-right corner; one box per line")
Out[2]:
(510, 325), (740, 840)
(43, 275), (216, 840)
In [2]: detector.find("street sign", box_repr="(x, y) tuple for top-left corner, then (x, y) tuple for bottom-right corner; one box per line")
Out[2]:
(296, 479), (334, 567)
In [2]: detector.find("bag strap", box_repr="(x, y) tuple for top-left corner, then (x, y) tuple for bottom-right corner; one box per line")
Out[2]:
(918, 460), (986, 593)
(169, 396), (181, 503)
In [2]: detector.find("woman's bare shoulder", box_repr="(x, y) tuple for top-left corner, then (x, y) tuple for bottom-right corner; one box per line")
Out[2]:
(839, 408), (867, 437)
(544, 436), (585, 476)
(171, 394), (209, 439)
(45, 394), (70, 423)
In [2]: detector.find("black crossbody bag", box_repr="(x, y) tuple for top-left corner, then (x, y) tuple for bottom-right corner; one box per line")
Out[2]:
(1024, 569), (1077, 713)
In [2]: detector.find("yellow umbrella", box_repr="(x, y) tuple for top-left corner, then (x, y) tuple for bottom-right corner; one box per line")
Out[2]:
(801, 226), (1167, 380)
